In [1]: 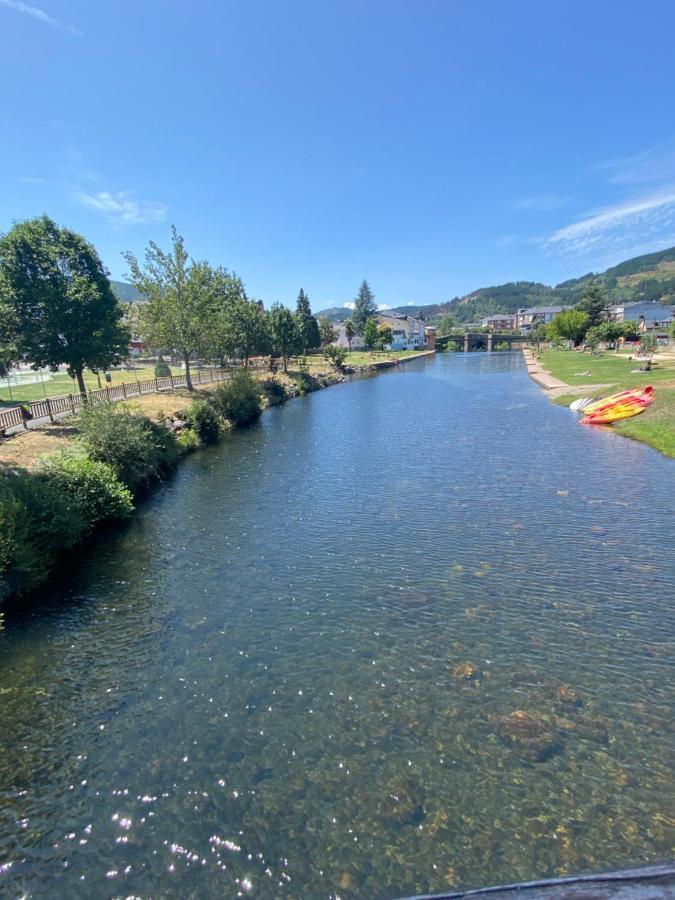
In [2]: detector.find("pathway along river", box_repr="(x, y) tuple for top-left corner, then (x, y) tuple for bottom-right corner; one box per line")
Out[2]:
(1, 352), (673, 898)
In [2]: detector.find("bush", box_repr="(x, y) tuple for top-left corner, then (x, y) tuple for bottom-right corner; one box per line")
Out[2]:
(324, 344), (348, 370)
(294, 371), (320, 394)
(155, 357), (171, 377)
(0, 484), (49, 601)
(78, 403), (180, 493)
(259, 377), (288, 404)
(211, 370), (262, 427)
(39, 451), (134, 530)
(176, 429), (200, 453)
(184, 399), (223, 444)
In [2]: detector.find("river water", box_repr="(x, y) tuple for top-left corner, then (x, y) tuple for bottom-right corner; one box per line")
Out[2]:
(0, 352), (673, 898)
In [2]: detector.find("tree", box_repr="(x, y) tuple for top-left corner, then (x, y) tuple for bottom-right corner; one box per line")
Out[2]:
(220, 298), (268, 365)
(124, 226), (211, 390)
(0, 215), (129, 396)
(294, 289), (321, 354)
(670, 321), (675, 340)
(622, 320), (640, 341)
(576, 283), (607, 328)
(639, 333), (658, 355)
(344, 319), (356, 353)
(352, 280), (377, 333)
(363, 316), (379, 352)
(268, 304), (299, 372)
(324, 344), (347, 370)
(318, 316), (338, 347)
(596, 321), (624, 349)
(546, 309), (589, 346)
(377, 322), (393, 350)
(436, 314), (456, 335)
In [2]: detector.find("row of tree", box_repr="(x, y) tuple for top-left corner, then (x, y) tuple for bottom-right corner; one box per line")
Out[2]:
(0, 216), (383, 394)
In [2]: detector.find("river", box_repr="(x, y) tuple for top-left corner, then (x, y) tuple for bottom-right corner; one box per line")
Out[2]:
(0, 352), (673, 898)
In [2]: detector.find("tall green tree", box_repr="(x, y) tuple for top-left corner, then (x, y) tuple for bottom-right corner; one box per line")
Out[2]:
(124, 226), (211, 390)
(546, 309), (589, 346)
(344, 319), (356, 352)
(0, 215), (129, 396)
(294, 289), (321, 354)
(268, 304), (299, 372)
(576, 283), (607, 328)
(352, 280), (377, 333)
(377, 322), (394, 350)
(363, 316), (379, 351)
(318, 316), (338, 347)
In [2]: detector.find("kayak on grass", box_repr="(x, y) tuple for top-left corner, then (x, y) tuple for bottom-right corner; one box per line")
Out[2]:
(579, 386), (654, 425)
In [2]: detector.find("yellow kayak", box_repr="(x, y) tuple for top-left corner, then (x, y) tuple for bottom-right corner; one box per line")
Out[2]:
(580, 386), (654, 425)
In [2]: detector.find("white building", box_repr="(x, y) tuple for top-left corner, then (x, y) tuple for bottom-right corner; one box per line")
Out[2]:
(336, 313), (428, 350)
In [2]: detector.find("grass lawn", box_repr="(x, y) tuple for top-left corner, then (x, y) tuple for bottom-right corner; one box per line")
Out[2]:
(0, 365), (183, 406)
(305, 349), (428, 372)
(541, 349), (675, 458)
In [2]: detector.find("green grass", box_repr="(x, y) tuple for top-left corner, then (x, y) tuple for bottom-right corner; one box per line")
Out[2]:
(541, 349), (675, 458)
(0, 366), (183, 406)
(326, 349), (426, 367)
(540, 348), (675, 390)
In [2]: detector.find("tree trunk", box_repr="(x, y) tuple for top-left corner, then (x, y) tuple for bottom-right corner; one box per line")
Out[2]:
(283, 355), (288, 373)
(75, 367), (87, 398)
(184, 352), (193, 390)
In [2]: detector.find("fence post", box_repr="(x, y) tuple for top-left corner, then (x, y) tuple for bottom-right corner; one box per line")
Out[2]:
(122, 381), (127, 399)
(46, 398), (55, 422)
(170, 373), (174, 388)
(69, 394), (75, 413)
(105, 386), (111, 402)
(155, 378), (160, 392)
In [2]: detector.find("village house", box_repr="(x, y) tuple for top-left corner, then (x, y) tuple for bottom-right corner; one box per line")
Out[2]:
(607, 300), (673, 332)
(479, 314), (516, 331)
(515, 305), (567, 332)
(336, 312), (430, 351)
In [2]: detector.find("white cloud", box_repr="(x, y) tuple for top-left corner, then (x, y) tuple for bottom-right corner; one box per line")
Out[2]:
(594, 139), (675, 186)
(343, 301), (355, 310)
(544, 189), (675, 258)
(513, 194), (567, 211)
(76, 190), (168, 225)
(0, 0), (83, 36)
(376, 303), (391, 310)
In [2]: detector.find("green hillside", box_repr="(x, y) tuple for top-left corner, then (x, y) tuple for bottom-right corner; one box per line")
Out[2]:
(111, 279), (144, 303)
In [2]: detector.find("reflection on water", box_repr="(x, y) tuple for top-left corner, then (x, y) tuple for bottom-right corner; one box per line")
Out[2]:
(0, 353), (673, 898)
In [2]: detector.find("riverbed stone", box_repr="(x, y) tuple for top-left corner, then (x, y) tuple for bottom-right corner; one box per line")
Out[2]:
(495, 710), (563, 761)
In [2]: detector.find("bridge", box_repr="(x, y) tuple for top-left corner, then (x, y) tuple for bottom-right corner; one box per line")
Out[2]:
(435, 331), (529, 352)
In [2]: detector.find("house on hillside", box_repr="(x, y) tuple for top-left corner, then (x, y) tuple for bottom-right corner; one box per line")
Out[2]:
(516, 305), (567, 332)
(607, 300), (673, 332)
(480, 314), (516, 331)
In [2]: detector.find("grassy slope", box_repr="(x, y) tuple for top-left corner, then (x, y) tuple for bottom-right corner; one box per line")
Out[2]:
(541, 349), (675, 458)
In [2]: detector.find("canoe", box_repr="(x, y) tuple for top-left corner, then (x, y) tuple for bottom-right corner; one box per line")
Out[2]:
(580, 386), (654, 425)
(569, 396), (601, 412)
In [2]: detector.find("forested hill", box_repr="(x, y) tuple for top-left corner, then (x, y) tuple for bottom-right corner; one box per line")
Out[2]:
(315, 245), (675, 323)
(111, 280), (144, 303)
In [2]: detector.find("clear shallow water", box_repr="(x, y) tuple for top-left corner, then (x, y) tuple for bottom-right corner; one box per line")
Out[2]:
(0, 352), (673, 899)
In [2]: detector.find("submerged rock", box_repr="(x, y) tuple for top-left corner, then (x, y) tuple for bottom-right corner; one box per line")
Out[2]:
(452, 661), (480, 681)
(495, 710), (563, 761)
(554, 683), (583, 708)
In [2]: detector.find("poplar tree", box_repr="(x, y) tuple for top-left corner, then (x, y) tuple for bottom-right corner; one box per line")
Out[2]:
(268, 304), (299, 372)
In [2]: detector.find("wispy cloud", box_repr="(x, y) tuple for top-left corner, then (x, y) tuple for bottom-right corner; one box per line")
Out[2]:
(513, 193), (567, 211)
(0, 0), (83, 36)
(594, 139), (675, 186)
(76, 190), (168, 226)
(544, 189), (675, 258)
(495, 234), (518, 248)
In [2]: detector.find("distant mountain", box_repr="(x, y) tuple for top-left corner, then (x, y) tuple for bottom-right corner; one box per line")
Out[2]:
(111, 280), (144, 303)
(315, 246), (675, 325)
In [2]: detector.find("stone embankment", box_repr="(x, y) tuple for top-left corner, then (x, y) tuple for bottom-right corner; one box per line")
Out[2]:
(522, 348), (568, 390)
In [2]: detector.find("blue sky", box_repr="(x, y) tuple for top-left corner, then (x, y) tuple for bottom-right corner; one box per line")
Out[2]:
(2, 0), (675, 311)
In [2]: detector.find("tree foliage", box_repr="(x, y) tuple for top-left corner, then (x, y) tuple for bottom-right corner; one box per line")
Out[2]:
(318, 316), (338, 347)
(124, 226), (212, 389)
(267, 304), (299, 371)
(546, 309), (589, 346)
(295, 289), (320, 353)
(352, 280), (377, 333)
(363, 316), (379, 351)
(344, 319), (356, 351)
(575, 283), (607, 328)
(323, 344), (347, 370)
(0, 215), (129, 395)
(377, 322), (393, 349)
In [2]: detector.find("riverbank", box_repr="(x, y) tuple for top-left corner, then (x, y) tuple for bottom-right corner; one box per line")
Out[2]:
(523, 347), (675, 458)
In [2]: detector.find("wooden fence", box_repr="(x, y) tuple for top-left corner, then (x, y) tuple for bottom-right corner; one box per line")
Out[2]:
(0, 366), (243, 436)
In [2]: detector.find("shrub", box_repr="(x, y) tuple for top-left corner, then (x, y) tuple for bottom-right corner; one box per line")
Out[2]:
(324, 344), (348, 370)
(0, 485), (48, 601)
(78, 403), (180, 492)
(211, 370), (262, 427)
(176, 429), (200, 453)
(259, 377), (288, 404)
(294, 371), (320, 394)
(184, 399), (223, 444)
(39, 451), (134, 530)
(155, 357), (171, 377)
